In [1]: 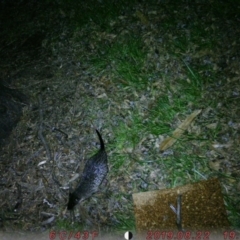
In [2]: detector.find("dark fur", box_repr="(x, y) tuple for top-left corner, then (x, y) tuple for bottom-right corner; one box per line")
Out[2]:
(67, 130), (108, 210)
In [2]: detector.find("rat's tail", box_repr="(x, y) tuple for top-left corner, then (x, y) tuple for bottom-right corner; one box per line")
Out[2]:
(96, 129), (105, 150)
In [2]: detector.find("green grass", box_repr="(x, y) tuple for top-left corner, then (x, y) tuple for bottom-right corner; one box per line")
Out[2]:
(90, 35), (148, 89)
(113, 212), (136, 232)
(224, 195), (240, 229)
(165, 149), (209, 187)
(55, 219), (82, 231)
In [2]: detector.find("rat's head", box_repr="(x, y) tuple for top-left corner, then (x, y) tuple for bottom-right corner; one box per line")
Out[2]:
(67, 192), (79, 210)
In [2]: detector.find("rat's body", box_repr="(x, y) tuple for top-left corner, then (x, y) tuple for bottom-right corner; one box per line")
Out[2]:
(67, 129), (108, 210)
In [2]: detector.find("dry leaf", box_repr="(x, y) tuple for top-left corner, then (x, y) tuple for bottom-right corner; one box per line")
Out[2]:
(160, 109), (202, 151)
(135, 10), (149, 25)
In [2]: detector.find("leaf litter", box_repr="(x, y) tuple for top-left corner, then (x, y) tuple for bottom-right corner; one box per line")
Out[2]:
(0, 0), (239, 234)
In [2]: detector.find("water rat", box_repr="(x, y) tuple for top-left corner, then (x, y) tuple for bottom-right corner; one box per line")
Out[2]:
(67, 129), (108, 210)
